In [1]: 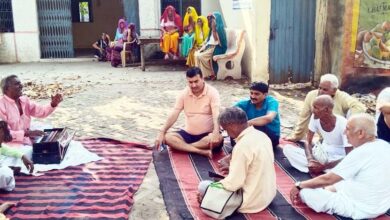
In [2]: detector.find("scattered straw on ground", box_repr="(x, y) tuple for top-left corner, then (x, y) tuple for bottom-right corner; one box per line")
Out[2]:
(23, 81), (84, 99)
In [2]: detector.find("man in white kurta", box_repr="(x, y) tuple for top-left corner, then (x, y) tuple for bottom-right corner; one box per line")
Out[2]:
(283, 95), (351, 174)
(290, 114), (390, 219)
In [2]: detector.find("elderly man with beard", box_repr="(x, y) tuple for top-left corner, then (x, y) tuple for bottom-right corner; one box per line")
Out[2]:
(154, 67), (223, 157)
(286, 74), (365, 142)
(290, 113), (390, 219)
(0, 75), (63, 145)
(283, 95), (352, 174)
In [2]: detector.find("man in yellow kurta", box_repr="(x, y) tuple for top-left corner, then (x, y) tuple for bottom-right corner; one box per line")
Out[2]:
(286, 74), (366, 142)
(198, 107), (276, 215)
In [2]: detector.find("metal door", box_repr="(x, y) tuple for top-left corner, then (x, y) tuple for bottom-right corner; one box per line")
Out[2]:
(37, 0), (74, 58)
(269, 0), (316, 83)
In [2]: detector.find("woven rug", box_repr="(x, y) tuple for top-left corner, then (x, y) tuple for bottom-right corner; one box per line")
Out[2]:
(154, 139), (390, 220)
(0, 138), (152, 220)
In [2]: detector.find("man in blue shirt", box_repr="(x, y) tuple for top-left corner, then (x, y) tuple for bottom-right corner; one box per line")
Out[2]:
(234, 82), (281, 148)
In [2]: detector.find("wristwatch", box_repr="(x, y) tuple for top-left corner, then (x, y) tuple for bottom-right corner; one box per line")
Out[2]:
(295, 181), (302, 190)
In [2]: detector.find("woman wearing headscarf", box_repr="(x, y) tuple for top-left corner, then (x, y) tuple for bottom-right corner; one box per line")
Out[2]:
(106, 18), (127, 62)
(186, 16), (210, 67)
(160, 5), (183, 60)
(123, 23), (140, 62)
(181, 7), (198, 58)
(114, 18), (127, 41)
(194, 12), (227, 79)
(111, 22), (140, 67)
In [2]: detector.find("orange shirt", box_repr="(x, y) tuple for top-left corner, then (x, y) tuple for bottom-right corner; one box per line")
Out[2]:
(174, 84), (220, 135)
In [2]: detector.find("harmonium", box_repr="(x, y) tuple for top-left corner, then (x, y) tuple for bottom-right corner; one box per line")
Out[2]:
(32, 128), (76, 164)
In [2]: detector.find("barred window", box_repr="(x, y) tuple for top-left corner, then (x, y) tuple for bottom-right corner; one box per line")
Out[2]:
(71, 0), (93, 23)
(0, 0), (14, 32)
(161, 0), (201, 17)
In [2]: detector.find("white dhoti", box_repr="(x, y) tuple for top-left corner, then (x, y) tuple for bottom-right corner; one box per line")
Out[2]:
(299, 188), (371, 219)
(0, 166), (15, 191)
(282, 145), (310, 173)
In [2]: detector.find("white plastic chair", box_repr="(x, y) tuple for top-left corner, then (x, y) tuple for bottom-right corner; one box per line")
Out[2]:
(213, 29), (246, 80)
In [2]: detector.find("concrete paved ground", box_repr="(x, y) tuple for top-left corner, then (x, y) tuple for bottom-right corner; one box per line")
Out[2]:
(0, 61), (303, 219)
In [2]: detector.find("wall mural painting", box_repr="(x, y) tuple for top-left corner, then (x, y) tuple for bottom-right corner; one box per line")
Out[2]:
(354, 0), (390, 69)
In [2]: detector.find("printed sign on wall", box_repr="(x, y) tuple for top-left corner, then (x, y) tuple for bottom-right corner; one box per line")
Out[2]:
(353, 0), (390, 69)
(232, 0), (252, 10)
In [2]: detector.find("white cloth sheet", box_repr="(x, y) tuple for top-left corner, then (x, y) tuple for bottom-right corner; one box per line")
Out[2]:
(2, 140), (102, 176)
(0, 166), (15, 191)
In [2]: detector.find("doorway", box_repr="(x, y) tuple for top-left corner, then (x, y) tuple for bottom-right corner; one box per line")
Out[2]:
(37, 0), (125, 58)
(268, 0), (316, 83)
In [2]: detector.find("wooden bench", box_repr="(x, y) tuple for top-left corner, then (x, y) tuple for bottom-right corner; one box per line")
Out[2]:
(139, 36), (160, 71)
(139, 36), (187, 71)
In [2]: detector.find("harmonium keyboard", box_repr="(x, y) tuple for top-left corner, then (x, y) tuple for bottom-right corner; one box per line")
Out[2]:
(32, 128), (76, 164)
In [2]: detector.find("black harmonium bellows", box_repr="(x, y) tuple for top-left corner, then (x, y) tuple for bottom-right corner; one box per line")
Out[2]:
(32, 128), (76, 164)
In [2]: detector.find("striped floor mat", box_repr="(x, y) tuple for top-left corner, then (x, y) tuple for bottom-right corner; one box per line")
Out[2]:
(0, 138), (152, 220)
(154, 139), (390, 220)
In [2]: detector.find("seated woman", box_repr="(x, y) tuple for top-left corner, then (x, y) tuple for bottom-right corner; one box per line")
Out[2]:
(0, 120), (34, 192)
(114, 18), (127, 41)
(124, 23), (141, 62)
(181, 7), (198, 58)
(187, 16), (210, 67)
(111, 23), (141, 67)
(92, 32), (110, 61)
(106, 18), (127, 62)
(160, 5), (182, 60)
(194, 12), (227, 80)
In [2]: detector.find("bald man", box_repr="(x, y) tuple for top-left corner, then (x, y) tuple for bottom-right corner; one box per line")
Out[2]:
(286, 74), (366, 142)
(290, 114), (390, 219)
(283, 95), (352, 174)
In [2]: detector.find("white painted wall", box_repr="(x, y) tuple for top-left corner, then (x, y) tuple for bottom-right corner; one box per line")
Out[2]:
(201, 0), (222, 16)
(218, 0), (271, 82)
(139, 0), (160, 37)
(0, 33), (17, 63)
(0, 0), (40, 63)
(12, 0), (40, 62)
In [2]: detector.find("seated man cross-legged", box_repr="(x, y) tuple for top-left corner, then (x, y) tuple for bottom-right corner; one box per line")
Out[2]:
(198, 107), (276, 217)
(290, 114), (390, 219)
(219, 82), (280, 173)
(155, 67), (223, 157)
(283, 95), (352, 174)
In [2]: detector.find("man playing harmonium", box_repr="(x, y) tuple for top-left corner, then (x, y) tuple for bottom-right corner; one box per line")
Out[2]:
(0, 75), (101, 175)
(0, 75), (63, 145)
